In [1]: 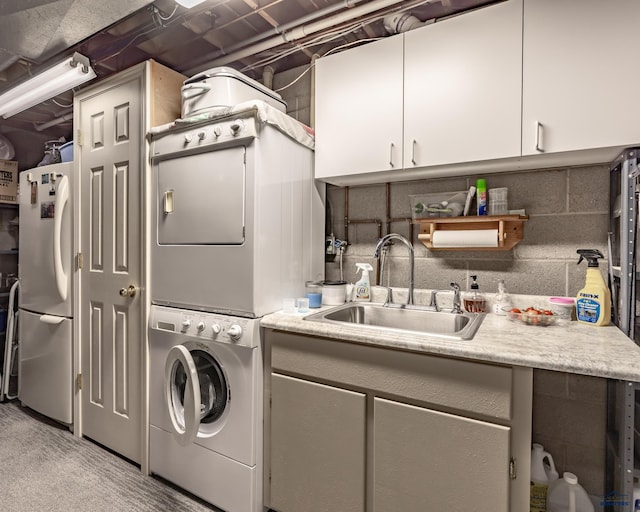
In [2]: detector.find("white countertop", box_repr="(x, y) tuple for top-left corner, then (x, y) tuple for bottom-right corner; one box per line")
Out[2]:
(261, 299), (640, 381)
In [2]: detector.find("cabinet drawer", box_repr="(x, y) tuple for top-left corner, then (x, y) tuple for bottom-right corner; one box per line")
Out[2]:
(268, 331), (513, 421)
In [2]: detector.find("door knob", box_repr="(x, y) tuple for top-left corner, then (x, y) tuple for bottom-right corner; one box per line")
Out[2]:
(119, 285), (137, 298)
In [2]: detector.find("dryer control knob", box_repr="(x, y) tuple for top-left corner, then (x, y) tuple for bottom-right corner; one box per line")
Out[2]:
(211, 323), (221, 336)
(197, 130), (206, 141)
(181, 319), (192, 330)
(213, 126), (222, 137)
(228, 324), (242, 340)
(230, 120), (244, 135)
(196, 321), (206, 331)
(184, 133), (193, 143)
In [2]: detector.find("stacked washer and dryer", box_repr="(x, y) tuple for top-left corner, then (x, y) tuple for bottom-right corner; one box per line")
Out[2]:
(148, 68), (324, 512)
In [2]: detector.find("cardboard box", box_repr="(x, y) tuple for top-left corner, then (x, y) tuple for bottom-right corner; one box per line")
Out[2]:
(0, 160), (18, 204)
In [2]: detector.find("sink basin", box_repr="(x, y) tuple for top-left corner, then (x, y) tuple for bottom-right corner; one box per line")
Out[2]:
(304, 302), (485, 340)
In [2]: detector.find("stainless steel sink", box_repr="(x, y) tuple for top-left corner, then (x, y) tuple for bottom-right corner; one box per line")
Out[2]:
(304, 302), (485, 340)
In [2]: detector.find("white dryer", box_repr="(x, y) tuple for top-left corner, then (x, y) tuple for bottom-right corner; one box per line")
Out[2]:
(149, 305), (263, 512)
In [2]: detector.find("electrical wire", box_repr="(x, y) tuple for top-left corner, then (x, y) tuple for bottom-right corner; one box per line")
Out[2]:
(154, 4), (179, 21)
(50, 98), (74, 108)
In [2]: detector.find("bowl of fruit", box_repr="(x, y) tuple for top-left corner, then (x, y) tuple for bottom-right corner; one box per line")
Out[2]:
(503, 306), (556, 327)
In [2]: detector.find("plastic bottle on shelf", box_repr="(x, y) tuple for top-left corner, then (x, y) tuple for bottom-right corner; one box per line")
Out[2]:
(463, 275), (487, 313)
(547, 472), (594, 512)
(476, 178), (487, 216)
(492, 279), (512, 315)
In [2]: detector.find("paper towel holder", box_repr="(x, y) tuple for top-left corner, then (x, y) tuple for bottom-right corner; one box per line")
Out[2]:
(416, 214), (528, 251)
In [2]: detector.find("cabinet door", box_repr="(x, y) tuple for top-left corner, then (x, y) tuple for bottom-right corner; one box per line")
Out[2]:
(373, 397), (510, 512)
(404, 0), (522, 168)
(269, 373), (367, 512)
(315, 36), (404, 180)
(522, 0), (640, 155)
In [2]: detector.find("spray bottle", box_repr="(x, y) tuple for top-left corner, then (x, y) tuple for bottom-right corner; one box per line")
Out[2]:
(354, 263), (373, 302)
(576, 249), (611, 326)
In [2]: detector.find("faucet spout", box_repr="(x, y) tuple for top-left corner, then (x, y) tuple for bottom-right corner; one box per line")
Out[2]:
(373, 233), (414, 305)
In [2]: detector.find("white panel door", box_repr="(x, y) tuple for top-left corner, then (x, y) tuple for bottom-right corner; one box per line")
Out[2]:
(78, 76), (143, 463)
(522, 0), (640, 155)
(315, 35), (404, 179)
(404, 0), (522, 168)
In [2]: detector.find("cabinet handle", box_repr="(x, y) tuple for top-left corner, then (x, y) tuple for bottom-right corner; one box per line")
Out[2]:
(411, 139), (417, 165)
(389, 142), (395, 167)
(535, 121), (545, 153)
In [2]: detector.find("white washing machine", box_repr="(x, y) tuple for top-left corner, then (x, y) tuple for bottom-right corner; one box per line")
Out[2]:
(149, 305), (263, 512)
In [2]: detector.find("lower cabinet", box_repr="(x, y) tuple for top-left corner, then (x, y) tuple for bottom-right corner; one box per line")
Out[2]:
(264, 330), (533, 512)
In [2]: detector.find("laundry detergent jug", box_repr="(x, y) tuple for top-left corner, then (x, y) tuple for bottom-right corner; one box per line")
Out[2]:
(547, 472), (594, 512)
(530, 443), (558, 512)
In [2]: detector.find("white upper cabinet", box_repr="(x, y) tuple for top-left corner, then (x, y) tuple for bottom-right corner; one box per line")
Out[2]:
(522, 0), (640, 156)
(314, 36), (404, 180)
(404, 0), (522, 168)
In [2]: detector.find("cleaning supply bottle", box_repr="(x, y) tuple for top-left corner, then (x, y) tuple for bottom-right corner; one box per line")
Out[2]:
(547, 472), (594, 512)
(530, 443), (559, 512)
(354, 263), (373, 302)
(464, 275), (487, 312)
(576, 249), (611, 326)
(492, 279), (512, 315)
(476, 178), (487, 216)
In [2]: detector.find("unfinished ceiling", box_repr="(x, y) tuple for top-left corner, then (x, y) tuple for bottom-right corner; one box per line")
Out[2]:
(0, 0), (496, 168)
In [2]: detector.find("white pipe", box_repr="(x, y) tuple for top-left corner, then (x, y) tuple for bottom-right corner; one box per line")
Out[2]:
(185, 0), (367, 76)
(187, 0), (412, 74)
(34, 112), (73, 132)
(262, 65), (275, 89)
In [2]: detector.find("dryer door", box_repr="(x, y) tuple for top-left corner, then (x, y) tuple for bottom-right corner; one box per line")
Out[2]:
(164, 345), (229, 446)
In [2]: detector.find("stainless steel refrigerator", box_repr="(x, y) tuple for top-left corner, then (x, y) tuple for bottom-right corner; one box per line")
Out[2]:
(18, 162), (73, 424)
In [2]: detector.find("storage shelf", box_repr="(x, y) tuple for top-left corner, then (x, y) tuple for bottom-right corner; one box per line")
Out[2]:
(0, 249), (18, 255)
(415, 215), (528, 251)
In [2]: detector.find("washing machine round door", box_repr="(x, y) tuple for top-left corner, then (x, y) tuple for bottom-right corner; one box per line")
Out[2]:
(164, 345), (228, 446)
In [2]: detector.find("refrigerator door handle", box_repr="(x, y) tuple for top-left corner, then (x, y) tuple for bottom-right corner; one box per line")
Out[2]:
(53, 175), (69, 302)
(39, 314), (65, 325)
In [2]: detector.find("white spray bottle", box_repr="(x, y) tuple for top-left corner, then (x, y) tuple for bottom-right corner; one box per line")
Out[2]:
(354, 263), (373, 302)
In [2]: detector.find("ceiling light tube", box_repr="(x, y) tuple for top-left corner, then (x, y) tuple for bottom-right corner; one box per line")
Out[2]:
(175, 0), (207, 8)
(0, 52), (96, 119)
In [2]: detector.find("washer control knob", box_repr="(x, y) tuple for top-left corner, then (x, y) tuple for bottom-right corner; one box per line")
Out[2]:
(184, 133), (193, 143)
(196, 321), (206, 331)
(213, 126), (222, 137)
(211, 323), (221, 336)
(181, 318), (192, 330)
(230, 120), (244, 135)
(228, 324), (242, 340)
(197, 130), (206, 141)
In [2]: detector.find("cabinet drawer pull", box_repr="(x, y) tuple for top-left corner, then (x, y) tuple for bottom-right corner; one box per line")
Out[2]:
(389, 142), (395, 167)
(411, 139), (417, 165)
(535, 121), (545, 153)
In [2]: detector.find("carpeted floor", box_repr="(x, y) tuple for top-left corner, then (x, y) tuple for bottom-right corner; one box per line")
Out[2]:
(0, 401), (220, 511)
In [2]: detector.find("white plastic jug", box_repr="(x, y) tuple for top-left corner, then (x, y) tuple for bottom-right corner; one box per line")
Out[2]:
(530, 443), (559, 512)
(547, 472), (594, 512)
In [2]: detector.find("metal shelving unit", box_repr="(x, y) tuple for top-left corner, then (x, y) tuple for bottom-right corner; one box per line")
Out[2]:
(607, 148), (640, 512)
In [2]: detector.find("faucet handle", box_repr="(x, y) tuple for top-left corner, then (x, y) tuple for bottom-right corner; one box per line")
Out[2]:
(450, 282), (463, 314)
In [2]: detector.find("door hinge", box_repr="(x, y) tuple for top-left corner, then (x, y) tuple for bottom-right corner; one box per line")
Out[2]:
(509, 457), (517, 480)
(76, 129), (82, 147)
(76, 252), (83, 270)
(76, 373), (83, 391)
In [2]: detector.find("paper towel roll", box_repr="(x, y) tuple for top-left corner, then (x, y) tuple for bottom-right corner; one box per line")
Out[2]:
(432, 229), (498, 248)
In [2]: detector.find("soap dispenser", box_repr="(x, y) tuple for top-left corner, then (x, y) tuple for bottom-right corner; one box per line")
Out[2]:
(464, 275), (487, 313)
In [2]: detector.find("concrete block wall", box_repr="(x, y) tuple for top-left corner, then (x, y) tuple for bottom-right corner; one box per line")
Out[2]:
(324, 164), (610, 295)
(274, 64), (613, 498)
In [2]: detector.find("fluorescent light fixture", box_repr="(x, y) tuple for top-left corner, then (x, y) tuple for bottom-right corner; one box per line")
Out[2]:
(175, 0), (207, 8)
(0, 52), (96, 118)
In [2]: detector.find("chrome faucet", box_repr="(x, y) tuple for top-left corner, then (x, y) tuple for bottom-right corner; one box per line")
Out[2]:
(450, 282), (463, 314)
(373, 233), (414, 306)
